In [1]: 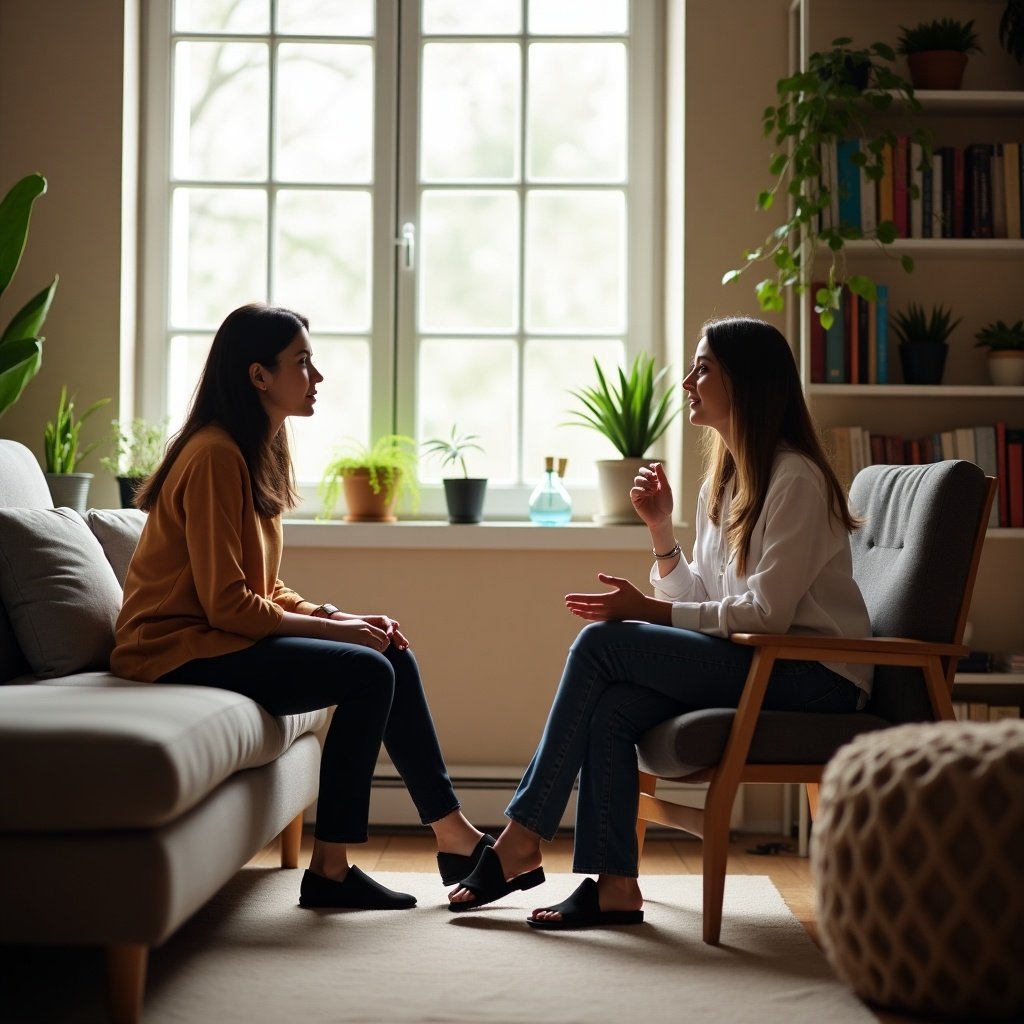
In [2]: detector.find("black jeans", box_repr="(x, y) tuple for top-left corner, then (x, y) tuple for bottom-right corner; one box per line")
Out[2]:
(159, 638), (460, 843)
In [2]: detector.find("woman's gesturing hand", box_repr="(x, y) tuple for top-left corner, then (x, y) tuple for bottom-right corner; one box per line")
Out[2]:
(565, 573), (670, 625)
(630, 462), (674, 528)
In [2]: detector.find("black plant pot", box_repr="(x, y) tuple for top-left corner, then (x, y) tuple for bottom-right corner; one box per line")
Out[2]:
(818, 55), (871, 91)
(443, 478), (487, 524)
(116, 475), (145, 509)
(899, 342), (948, 386)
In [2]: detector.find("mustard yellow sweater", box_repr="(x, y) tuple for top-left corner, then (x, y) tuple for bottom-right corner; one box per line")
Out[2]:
(111, 425), (315, 682)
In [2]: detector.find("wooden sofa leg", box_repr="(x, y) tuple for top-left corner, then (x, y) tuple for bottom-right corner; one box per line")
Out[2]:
(280, 811), (304, 868)
(106, 943), (147, 1024)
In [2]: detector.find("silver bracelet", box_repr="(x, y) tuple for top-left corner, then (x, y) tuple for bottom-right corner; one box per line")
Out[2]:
(653, 542), (681, 559)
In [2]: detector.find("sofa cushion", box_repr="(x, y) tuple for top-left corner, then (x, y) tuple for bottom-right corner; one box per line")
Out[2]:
(85, 507), (147, 586)
(0, 679), (328, 832)
(0, 508), (123, 678)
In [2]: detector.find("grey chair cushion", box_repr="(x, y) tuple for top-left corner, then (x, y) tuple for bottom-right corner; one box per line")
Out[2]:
(0, 507), (123, 678)
(85, 507), (147, 586)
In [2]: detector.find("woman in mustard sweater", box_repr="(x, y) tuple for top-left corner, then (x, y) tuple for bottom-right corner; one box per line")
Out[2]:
(112, 303), (491, 910)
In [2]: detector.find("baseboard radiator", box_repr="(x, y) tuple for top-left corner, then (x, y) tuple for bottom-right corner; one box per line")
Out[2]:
(366, 764), (742, 832)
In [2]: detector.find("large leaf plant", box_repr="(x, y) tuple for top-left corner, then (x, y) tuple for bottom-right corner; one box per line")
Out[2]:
(723, 39), (932, 329)
(0, 174), (58, 417)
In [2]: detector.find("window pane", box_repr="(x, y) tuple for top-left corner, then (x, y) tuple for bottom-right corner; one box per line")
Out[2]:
(173, 42), (268, 181)
(174, 0), (268, 33)
(422, 0), (521, 35)
(421, 43), (520, 183)
(288, 337), (371, 483)
(170, 188), (267, 328)
(168, 333), (212, 432)
(524, 338), (624, 483)
(528, 0), (628, 35)
(419, 190), (518, 332)
(274, 190), (372, 332)
(525, 190), (625, 333)
(528, 43), (626, 182)
(276, 43), (373, 183)
(417, 339), (516, 482)
(276, 0), (374, 35)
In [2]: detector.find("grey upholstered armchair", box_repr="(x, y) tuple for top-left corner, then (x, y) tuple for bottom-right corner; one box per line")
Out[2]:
(634, 460), (997, 944)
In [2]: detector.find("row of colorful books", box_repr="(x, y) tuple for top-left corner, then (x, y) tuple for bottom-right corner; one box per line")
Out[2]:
(820, 137), (1024, 240)
(951, 701), (1021, 721)
(821, 422), (1024, 528)
(808, 282), (889, 385)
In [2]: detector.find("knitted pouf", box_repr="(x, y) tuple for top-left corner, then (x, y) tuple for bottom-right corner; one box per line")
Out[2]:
(812, 720), (1024, 1020)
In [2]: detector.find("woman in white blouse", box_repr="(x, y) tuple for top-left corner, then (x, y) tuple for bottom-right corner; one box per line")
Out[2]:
(448, 316), (871, 929)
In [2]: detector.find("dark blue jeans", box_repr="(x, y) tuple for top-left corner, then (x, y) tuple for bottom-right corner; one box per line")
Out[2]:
(159, 638), (460, 843)
(505, 621), (861, 877)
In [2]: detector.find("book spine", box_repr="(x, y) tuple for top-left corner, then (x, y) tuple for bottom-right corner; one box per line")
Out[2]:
(836, 138), (861, 230)
(974, 425), (1000, 528)
(992, 142), (1007, 239)
(910, 141), (923, 238)
(1006, 142), (1022, 241)
(879, 141), (895, 226)
(931, 152), (943, 238)
(996, 421), (1008, 527)
(809, 282), (826, 384)
(859, 139), (877, 233)
(953, 145), (966, 238)
(893, 136), (909, 237)
(875, 284), (889, 385)
(825, 290), (846, 384)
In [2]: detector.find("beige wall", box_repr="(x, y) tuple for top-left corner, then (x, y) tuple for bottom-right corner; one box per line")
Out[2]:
(0, 0), (817, 827)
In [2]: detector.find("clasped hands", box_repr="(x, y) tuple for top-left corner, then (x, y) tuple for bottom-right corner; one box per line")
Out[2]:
(314, 607), (410, 652)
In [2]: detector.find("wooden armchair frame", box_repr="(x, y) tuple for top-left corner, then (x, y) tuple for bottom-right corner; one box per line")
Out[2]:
(636, 474), (996, 946)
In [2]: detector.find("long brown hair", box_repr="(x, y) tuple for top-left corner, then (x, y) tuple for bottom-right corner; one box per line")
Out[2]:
(699, 316), (858, 575)
(136, 303), (307, 517)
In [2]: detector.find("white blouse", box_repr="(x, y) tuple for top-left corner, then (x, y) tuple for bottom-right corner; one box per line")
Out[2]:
(650, 449), (873, 699)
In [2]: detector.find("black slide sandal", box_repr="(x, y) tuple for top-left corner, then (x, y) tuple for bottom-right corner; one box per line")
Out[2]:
(526, 877), (644, 930)
(437, 833), (496, 885)
(448, 846), (546, 912)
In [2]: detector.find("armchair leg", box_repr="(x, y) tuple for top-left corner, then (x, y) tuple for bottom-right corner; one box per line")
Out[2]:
(106, 943), (147, 1024)
(280, 811), (304, 868)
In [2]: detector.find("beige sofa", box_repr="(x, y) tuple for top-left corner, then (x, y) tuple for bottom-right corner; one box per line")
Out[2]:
(0, 439), (327, 1024)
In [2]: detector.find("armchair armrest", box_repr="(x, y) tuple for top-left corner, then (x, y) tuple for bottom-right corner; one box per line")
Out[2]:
(730, 632), (967, 665)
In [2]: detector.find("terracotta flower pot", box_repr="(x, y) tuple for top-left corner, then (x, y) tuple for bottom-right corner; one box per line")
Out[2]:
(986, 350), (1024, 386)
(906, 51), (968, 90)
(341, 469), (400, 522)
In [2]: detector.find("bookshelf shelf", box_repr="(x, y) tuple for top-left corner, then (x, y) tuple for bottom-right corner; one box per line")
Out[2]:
(807, 384), (1024, 399)
(839, 239), (1024, 260)
(955, 672), (1024, 685)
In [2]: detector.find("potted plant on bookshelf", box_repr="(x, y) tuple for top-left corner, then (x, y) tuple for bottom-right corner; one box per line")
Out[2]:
(0, 173), (58, 419)
(896, 18), (982, 91)
(42, 386), (111, 513)
(422, 425), (487, 524)
(723, 38), (931, 329)
(99, 416), (168, 508)
(974, 320), (1024, 386)
(319, 434), (419, 522)
(564, 353), (680, 525)
(999, 1), (1024, 67)
(891, 303), (962, 385)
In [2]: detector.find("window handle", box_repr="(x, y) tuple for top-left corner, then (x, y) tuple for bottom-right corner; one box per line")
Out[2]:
(396, 222), (415, 270)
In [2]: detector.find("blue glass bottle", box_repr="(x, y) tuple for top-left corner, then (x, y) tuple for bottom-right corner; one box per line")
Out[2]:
(529, 456), (572, 525)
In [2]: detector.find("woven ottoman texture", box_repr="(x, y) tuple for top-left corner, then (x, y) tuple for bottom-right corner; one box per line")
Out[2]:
(811, 721), (1024, 1020)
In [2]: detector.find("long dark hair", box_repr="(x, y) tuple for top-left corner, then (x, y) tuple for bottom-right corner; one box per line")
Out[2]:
(700, 316), (858, 575)
(136, 303), (308, 517)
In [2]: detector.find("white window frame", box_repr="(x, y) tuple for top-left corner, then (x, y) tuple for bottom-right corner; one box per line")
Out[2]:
(139, 0), (665, 521)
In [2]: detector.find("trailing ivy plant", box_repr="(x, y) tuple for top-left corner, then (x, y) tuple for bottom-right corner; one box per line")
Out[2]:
(723, 38), (933, 329)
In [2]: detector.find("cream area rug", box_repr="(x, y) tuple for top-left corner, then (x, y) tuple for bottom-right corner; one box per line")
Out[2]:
(2, 871), (877, 1024)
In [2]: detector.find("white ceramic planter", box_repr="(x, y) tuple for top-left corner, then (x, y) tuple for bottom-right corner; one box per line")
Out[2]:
(986, 350), (1024, 387)
(594, 458), (658, 525)
(45, 472), (93, 514)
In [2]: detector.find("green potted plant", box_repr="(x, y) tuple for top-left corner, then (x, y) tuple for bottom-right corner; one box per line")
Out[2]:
(891, 303), (962, 385)
(422, 425), (486, 524)
(319, 434), (419, 522)
(564, 353), (680, 524)
(99, 416), (168, 508)
(974, 319), (1024, 385)
(0, 174), (58, 418)
(999, 1), (1024, 65)
(897, 18), (982, 91)
(42, 385), (111, 513)
(724, 38), (931, 328)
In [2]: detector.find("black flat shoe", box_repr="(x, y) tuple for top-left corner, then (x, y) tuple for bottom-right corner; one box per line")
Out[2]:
(299, 866), (417, 910)
(448, 846), (545, 912)
(437, 833), (496, 885)
(526, 878), (644, 930)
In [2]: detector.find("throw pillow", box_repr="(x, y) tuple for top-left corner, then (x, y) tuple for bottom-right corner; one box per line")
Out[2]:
(0, 507), (123, 678)
(86, 507), (147, 587)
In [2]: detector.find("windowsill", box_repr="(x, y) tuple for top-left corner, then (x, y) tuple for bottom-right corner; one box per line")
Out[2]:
(283, 518), (689, 551)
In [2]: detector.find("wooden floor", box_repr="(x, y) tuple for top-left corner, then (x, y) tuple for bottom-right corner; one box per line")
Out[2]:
(248, 828), (915, 1024)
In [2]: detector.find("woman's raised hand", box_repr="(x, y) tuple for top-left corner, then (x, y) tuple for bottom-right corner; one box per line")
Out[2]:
(565, 574), (650, 622)
(630, 462), (674, 528)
